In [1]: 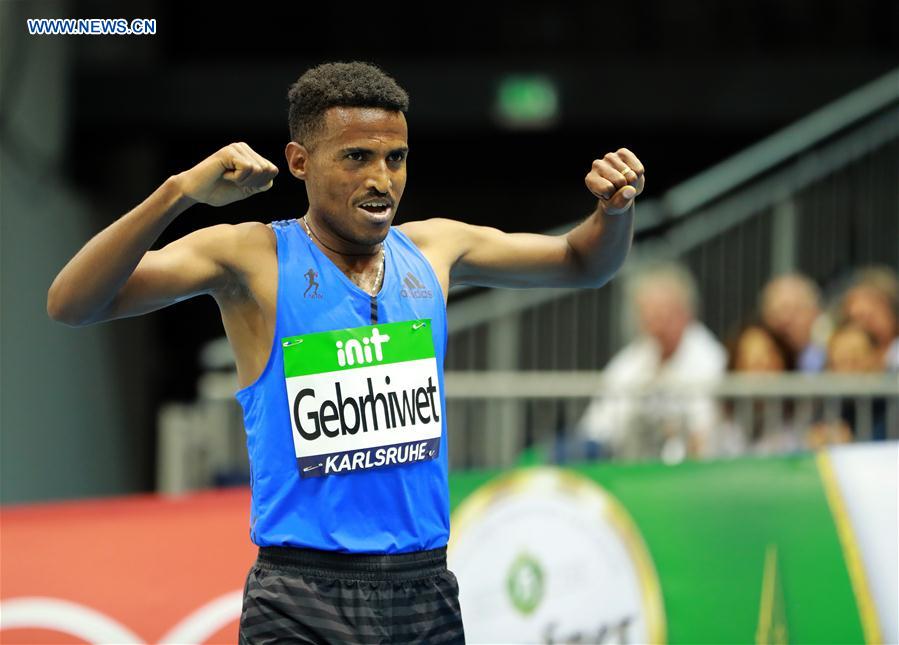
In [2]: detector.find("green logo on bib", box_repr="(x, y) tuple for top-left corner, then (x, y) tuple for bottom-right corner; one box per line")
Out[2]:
(282, 320), (435, 376)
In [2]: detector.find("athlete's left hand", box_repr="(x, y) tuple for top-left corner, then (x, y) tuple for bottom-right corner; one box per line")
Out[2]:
(584, 148), (645, 215)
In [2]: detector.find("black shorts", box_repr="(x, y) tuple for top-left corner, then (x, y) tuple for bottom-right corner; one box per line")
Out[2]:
(238, 544), (466, 644)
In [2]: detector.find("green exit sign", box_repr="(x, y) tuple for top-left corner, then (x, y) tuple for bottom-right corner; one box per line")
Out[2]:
(495, 75), (559, 128)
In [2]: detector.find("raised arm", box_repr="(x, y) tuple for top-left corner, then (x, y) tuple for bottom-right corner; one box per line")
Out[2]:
(404, 148), (644, 290)
(47, 142), (278, 327)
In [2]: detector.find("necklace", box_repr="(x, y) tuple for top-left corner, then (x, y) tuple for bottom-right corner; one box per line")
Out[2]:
(302, 215), (385, 295)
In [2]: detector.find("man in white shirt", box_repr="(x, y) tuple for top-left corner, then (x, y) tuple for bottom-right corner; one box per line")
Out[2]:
(575, 261), (727, 462)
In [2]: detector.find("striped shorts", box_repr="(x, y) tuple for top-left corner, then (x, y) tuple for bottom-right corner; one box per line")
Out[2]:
(238, 544), (466, 644)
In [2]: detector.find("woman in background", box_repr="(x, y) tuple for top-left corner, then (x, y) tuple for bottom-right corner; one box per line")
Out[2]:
(715, 320), (804, 456)
(806, 321), (890, 445)
(840, 265), (899, 372)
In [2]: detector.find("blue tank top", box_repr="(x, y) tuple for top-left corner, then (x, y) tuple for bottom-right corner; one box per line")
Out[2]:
(234, 218), (450, 554)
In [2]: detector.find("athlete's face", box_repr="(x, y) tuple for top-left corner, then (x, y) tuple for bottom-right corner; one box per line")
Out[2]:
(288, 106), (408, 249)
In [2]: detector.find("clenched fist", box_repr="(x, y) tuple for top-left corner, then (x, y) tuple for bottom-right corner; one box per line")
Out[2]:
(175, 142), (279, 207)
(585, 148), (645, 215)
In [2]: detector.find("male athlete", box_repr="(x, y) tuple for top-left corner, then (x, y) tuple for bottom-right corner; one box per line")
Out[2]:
(47, 62), (645, 644)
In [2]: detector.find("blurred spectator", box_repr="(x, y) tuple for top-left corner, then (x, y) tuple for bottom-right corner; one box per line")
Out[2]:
(827, 322), (883, 373)
(575, 261), (726, 462)
(804, 418), (853, 450)
(816, 321), (890, 442)
(727, 321), (795, 373)
(840, 265), (899, 372)
(803, 321), (889, 448)
(760, 273), (831, 372)
(715, 321), (805, 456)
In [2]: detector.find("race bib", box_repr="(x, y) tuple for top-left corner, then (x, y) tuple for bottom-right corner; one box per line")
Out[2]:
(281, 320), (442, 479)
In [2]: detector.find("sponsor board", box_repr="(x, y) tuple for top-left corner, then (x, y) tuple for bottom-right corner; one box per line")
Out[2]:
(448, 467), (666, 644)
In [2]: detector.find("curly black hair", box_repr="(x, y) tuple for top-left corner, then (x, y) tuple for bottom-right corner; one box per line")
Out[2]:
(287, 61), (409, 149)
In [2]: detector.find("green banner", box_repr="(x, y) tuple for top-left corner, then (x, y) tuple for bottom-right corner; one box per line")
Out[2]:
(448, 453), (868, 644)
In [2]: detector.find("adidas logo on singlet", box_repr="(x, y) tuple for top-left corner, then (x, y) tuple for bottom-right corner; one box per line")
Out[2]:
(400, 272), (433, 299)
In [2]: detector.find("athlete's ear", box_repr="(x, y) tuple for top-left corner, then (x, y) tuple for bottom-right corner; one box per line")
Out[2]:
(285, 141), (310, 181)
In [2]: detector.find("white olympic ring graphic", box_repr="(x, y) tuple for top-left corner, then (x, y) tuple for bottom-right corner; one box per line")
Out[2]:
(0, 590), (243, 644)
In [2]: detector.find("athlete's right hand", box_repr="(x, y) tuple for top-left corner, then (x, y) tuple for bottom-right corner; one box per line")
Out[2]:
(175, 142), (279, 207)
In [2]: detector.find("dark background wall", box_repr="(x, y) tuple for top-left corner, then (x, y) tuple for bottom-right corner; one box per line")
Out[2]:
(2, 0), (897, 502)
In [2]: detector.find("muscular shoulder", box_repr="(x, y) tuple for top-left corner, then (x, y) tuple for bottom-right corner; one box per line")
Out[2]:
(212, 218), (274, 260)
(201, 220), (276, 296)
(233, 220), (277, 256)
(395, 217), (473, 258)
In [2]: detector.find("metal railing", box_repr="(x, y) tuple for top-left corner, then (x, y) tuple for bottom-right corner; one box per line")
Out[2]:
(156, 372), (896, 493)
(442, 372), (898, 469)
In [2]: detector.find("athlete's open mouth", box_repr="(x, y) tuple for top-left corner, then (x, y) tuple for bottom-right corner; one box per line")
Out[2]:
(358, 200), (392, 214)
